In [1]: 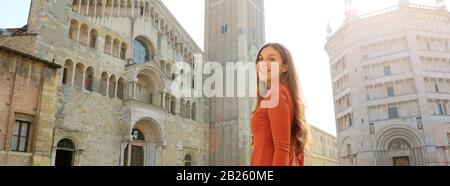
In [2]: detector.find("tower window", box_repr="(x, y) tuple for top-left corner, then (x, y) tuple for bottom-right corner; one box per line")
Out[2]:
(11, 120), (31, 152)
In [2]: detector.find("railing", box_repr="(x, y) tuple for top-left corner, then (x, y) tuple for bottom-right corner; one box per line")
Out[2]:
(124, 99), (165, 112)
(359, 5), (400, 20)
(410, 3), (439, 10)
(329, 3), (442, 40)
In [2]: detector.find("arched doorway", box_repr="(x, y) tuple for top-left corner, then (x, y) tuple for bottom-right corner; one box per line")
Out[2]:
(135, 68), (163, 106)
(374, 125), (427, 166)
(124, 129), (146, 166)
(184, 154), (193, 166)
(55, 139), (75, 166)
(123, 119), (163, 166)
(389, 139), (411, 166)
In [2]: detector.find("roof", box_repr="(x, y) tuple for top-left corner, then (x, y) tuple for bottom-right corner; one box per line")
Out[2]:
(0, 45), (61, 69)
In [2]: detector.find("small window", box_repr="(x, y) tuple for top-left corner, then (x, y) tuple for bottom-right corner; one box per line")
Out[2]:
(63, 60), (73, 85)
(171, 97), (176, 115)
(447, 133), (450, 145)
(11, 120), (31, 152)
(221, 24), (228, 34)
(62, 68), (69, 85)
(384, 66), (392, 76)
(388, 106), (399, 119)
(387, 86), (395, 97)
(437, 103), (447, 115)
(349, 115), (353, 126)
(435, 83), (440, 93)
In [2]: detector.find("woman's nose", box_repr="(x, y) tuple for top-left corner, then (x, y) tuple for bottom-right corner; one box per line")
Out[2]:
(258, 62), (270, 70)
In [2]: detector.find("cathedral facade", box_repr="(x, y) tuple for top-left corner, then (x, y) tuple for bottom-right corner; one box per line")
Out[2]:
(0, 0), (265, 166)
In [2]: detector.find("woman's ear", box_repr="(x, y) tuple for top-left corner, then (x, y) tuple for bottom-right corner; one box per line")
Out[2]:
(281, 64), (289, 73)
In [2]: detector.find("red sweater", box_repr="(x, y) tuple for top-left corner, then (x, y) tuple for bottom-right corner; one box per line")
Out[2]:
(251, 83), (304, 166)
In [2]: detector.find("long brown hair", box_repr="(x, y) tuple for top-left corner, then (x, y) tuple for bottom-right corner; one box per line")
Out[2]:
(253, 43), (309, 157)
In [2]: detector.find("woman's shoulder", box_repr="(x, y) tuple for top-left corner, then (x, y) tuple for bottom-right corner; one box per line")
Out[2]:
(279, 83), (292, 101)
(263, 83), (291, 102)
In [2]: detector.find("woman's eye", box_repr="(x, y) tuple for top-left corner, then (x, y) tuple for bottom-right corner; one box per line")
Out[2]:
(258, 58), (263, 62)
(270, 58), (276, 61)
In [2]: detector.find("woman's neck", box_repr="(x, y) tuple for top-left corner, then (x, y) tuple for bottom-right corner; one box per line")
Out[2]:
(267, 79), (286, 90)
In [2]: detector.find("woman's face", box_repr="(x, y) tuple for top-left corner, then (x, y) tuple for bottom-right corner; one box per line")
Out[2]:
(257, 46), (288, 83)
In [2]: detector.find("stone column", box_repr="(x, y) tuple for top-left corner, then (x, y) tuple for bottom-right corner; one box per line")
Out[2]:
(110, 1), (114, 17)
(102, 0), (106, 17)
(76, 26), (81, 43)
(93, 1), (97, 16)
(71, 63), (76, 87)
(146, 143), (157, 166)
(132, 81), (137, 99)
(104, 76), (110, 96)
(85, 0), (90, 16)
(78, 1), (82, 14)
(114, 80), (118, 98)
(119, 142), (127, 166)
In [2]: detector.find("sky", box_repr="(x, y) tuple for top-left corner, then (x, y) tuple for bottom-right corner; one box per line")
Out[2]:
(0, 0), (447, 137)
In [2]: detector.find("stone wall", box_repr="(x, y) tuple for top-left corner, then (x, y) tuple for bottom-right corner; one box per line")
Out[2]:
(0, 49), (59, 166)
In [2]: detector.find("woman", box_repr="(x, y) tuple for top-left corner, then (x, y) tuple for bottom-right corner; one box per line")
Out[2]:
(251, 43), (309, 166)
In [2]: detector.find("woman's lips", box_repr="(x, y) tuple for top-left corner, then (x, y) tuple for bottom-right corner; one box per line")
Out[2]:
(259, 69), (271, 74)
